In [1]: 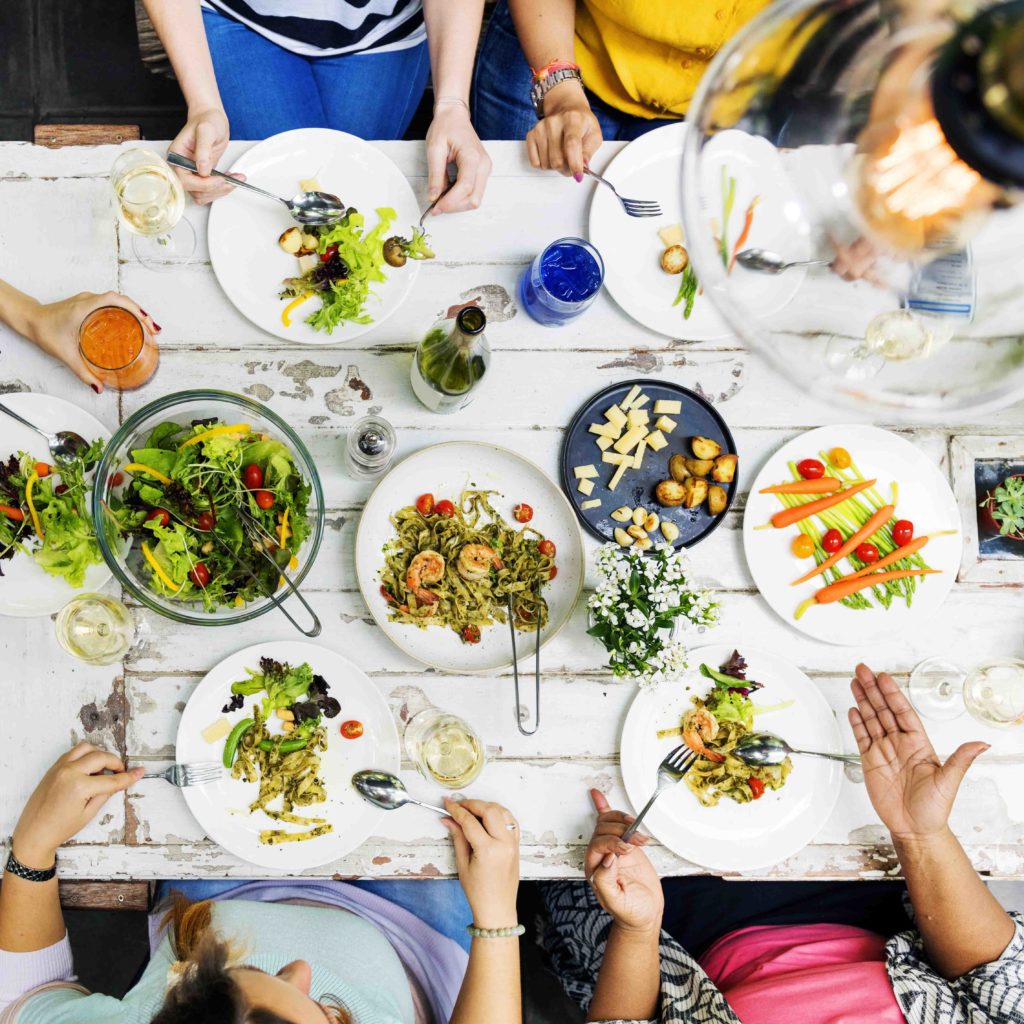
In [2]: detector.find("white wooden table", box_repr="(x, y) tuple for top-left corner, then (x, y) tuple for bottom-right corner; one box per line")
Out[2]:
(1, 140), (1022, 882)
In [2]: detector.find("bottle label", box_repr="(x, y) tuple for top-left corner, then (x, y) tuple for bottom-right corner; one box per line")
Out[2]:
(903, 246), (975, 320)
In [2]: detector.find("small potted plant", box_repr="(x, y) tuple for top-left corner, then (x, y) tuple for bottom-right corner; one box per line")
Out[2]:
(980, 473), (1024, 541)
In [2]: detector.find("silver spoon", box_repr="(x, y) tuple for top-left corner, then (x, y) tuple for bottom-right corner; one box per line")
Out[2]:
(166, 153), (348, 226)
(0, 401), (91, 463)
(733, 732), (862, 767)
(736, 247), (833, 274)
(352, 770), (449, 816)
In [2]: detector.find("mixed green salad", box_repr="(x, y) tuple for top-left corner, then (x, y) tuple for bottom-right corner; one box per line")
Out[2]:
(108, 418), (312, 611)
(278, 206), (434, 335)
(0, 441), (105, 587)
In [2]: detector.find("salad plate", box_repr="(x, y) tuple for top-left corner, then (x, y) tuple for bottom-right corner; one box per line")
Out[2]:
(620, 644), (843, 872)
(208, 128), (421, 344)
(176, 640), (400, 870)
(356, 441), (585, 674)
(0, 392), (113, 617)
(588, 123), (805, 340)
(743, 425), (960, 645)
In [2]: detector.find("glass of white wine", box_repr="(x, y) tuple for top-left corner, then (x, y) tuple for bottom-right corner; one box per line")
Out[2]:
(55, 593), (135, 666)
(404, 707), (486, 789)
(110, 148), (195, 270)
(909, 656), (1024, 726)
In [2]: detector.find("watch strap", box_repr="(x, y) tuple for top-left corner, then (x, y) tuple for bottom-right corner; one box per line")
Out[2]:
(530, 66), (583, 119)
(5, 850), (58, 882)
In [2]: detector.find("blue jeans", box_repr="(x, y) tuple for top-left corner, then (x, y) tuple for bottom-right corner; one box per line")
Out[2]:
(202, 7), (430, 140)
(154, 879), (473, 953)
(471, 0), (680, 142)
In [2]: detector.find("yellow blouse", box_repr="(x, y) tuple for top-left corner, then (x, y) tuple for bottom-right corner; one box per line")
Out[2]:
(574, 0), (771, 119)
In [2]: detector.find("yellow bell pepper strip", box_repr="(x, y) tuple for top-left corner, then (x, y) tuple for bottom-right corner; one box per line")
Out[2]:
(289, 554), (298, 571)
(178, 423), (251, 451)
(24, 472), (43, 539)
(141, 542), (183, 592)
(124, 462), (173, 486)
(278, 507), (290, 549)
(281, 293), (312, 327)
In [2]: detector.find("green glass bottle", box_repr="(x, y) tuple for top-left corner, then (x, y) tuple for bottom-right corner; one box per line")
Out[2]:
(410, 306), (490, 414)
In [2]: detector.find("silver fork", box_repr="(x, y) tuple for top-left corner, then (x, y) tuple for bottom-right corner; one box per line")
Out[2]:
(622, 745), (699, 841)
(585, 168), (662, 218)
(142, 762), (223, 787)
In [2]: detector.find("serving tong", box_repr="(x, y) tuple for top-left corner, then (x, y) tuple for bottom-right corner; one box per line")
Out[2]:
(507, 589), (542, 736)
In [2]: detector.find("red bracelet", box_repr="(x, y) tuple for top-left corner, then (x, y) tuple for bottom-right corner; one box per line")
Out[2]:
(531, 59), (581, 83)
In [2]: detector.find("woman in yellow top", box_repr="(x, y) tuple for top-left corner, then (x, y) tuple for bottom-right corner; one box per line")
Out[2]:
(472, 0), (769, 175)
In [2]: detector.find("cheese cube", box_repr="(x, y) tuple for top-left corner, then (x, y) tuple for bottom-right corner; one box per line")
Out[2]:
(574, 464), (598, 479)
(201, 718), (231, 744)
(655, 415), (677, 433)
(604, 405), (627, 430)
(626, 408), (650, 429)
(620, 385), (643, 411)
(653, 400), (682, 415)
(631, 394), (650, 410)
(299, 177), (322, 192)
(607, 461), (629, 491)
(577, 478), (595, 496)
(658, 224), (685, 247)
(589, 421), (621, 439)
(595, 435), (614, 451)
(613, 424), (648, 455)
(645, 430), (668, 452)
(602, 452), (630, 465)
(580, 498), (602, 511)
(632, 439), (647, 470)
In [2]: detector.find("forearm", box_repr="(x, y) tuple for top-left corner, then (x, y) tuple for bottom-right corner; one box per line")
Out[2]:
(587, 924), (661, 1022)
(450, 937), (521, 1024)
(0, 279), (43, 342)
(896, 827), (1015, 979)
(0, 839), (65, 953)
(422, 0), (486, 104)
(507, 0), (577, 69)
(142, 0), (223, 113)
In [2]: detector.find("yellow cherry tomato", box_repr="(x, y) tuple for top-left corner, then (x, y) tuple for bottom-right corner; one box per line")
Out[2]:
(829, 447), (852, 470)
(791, 534), (815, 559)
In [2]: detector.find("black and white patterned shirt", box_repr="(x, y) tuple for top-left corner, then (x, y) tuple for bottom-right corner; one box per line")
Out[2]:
(201, 0), (425, 57)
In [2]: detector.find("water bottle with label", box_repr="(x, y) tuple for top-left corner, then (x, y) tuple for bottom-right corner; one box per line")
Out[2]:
(410, 306), (490, 414)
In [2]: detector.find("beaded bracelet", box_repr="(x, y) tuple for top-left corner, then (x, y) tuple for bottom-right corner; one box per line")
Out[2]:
(466, 923), (526, 939)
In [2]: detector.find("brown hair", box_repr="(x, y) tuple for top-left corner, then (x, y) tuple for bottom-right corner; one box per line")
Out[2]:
(149, 892), (352, 1024)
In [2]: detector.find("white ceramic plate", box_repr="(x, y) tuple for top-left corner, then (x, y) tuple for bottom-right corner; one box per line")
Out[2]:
(356, 442), (585, 674)
(588, 123), (807, 339)
(743, 425), (960, 645)
(176, 640), (399, 870)
(208, 128), (420, 344)
(621, 644), (842, 872)
(0, 393), (113, 617)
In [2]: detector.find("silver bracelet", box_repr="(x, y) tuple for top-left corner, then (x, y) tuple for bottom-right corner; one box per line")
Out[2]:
(434, 96), (470, 113)
(466, 923), (526, 939)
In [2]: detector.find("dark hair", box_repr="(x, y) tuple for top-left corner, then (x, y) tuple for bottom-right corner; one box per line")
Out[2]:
(149, 893), (351, 1024)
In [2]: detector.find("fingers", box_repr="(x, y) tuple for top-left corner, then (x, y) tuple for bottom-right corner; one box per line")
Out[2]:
(590, 788), (611, 814)
(588, 833), (640, 862)
(425, 135), (450, 204)
(456, 799), (516, 838)
(193, 118), (219, 177)
(848, 707), (871, 754)
(563, 127), (585, 177)
(856, 663), (900, 734)
(589, 852), (621, 908)
(95, 292), (159, 337)
(582, 122), (603, 167)
(941, 741), (989, 787)
(851, 671), (885, 741)
(443, 798), (490, 846)
(64, 742), (100, 763)
(74, 750), (126, 776)
(526, 132), (542, 170)
(441, 817), (472, 874)
(84, 766), (144, 798)
(435, 147), (491, 214)
(875, 670), (923, 733)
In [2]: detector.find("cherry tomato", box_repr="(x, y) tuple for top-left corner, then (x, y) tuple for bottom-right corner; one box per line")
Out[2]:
(196, 511), (216, 531)
(34, 462), (51, 478)
(340, 720), (364, 740)
(829, 447), (852, 470)
(55, 483), (69, 495)
(513, 503), (534, 524)
(821, 528), (843, 553)
(893, 519), (915, 546)
(461, 625), (482, 645)
(320, 243), (339, 263)
(109, 472), (124, 488)
(549, 565), (558, 580)
(188, 562), (211, 587)
(416, 493), (435, 515)
(748, 778), (766, 799)
(242, 463), (264, 490)
(254, 489), (275, 510)
(146, 508), (171, 528)
(791, 534), (815, 559)
(855, 542), (880, 564)
(538, 539), (556, 558)
(797, 458), (826, 480)
(434, 499), (456, 517)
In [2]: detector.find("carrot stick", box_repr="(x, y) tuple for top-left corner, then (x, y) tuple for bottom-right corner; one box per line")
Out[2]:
(838, 536), (930, 583)
(816, 568), (939, 604)
(760, 478), (843, 495)
(790, 503), (894, 585)
(0, 504), (24, 521)
(767, 479), (876, 529)
(728, 197), (760, 272)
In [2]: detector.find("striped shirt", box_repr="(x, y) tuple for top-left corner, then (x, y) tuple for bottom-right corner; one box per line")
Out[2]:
(201, 0), (426, 57)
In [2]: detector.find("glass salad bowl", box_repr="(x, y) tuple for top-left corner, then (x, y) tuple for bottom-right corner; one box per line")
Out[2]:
(92, 390), (325, 628)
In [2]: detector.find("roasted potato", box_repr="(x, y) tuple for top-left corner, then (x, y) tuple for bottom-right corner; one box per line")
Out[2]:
(611, 506), (633, 523)
(712, 453), (738, 483)
(682, 477), (708, 509)
(298, 232), (319, 255)
(684, 458), (715, 478)
(627, 525), (648, 540)
(660, 244), (689, 275)
(707, 484), (729, 516)
(668, 454), (690, 482)
(655, 479), (686, 507)
(643, 512), (660, 533)
(278, 227), (302, 254)
(614, 527), (634, 547)
(661, 521), (680, 543)
(691, 436), (722, 460)
(634, 536), (653, 551)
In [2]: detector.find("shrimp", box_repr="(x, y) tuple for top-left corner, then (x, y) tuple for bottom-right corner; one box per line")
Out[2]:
(406, 550), (445, 607)
(682, 706), (725, 763)
(456, 543), (502, 581)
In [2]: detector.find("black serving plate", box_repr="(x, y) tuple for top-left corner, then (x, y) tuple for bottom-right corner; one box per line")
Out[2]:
(560, 378), (737, 549)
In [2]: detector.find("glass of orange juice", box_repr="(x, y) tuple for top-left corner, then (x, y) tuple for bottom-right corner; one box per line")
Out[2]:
(78, 306), (159, 390)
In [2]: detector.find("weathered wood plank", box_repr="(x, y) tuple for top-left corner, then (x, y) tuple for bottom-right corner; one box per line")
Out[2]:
(59, 879), (150, 910)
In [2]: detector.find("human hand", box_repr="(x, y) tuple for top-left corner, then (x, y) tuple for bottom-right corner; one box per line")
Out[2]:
(12, 743), (144, 868)
(26, 291), (160, 393)
(425, 103), (492, 214)
(169, 107), (241, 204)
(442, 798), (520, 928)
(830, 237), (888, 286)
(584, 789), (663, 934)
(526, 81), (602, 177)
(850, 663), (988, 843)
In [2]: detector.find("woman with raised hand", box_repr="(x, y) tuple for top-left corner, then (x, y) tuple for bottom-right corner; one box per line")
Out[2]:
(541, 664), (1023, 1024)
(144, 0), (492, 214)
(0, 745), (524, 1024)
